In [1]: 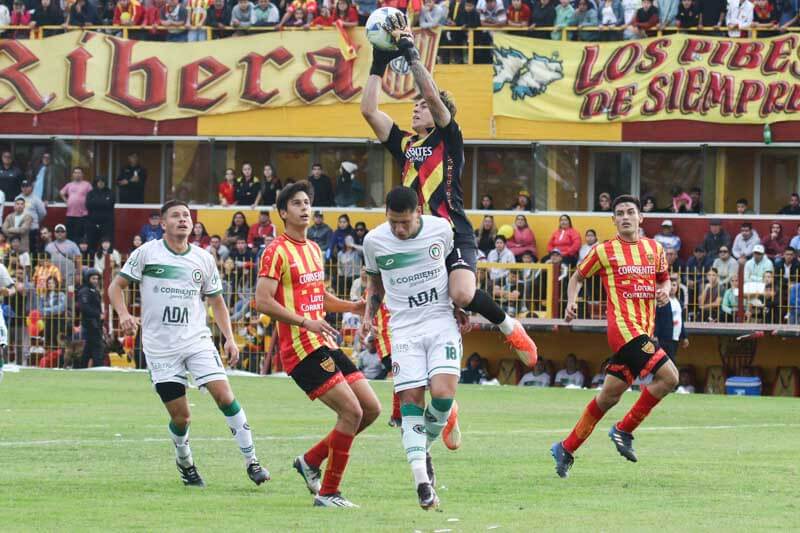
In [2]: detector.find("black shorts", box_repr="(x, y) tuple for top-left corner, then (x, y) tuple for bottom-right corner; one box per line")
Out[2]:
(606, 335), (669, 385)
(445, 235), (478, 274)
(290, 346), (364, 400)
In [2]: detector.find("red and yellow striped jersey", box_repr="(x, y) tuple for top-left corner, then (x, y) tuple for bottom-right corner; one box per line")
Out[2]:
(374, 304), (392, 359)
(578, 236), (669, 353)
(258, 234), (336, 373)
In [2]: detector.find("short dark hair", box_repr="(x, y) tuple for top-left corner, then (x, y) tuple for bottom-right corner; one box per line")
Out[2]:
(160, 199), (189, 216)
(611, 194), (641, 212)
(385, 186), (419, 213)
(276, 180), (314, 214)
(495, 235), (507, 244)
(737, 198), (749, 205)
(786, 247), (797, 254)
(741, 222), (752, 229)
(312, 162), (322, 169)
(792, 192), (799, 198)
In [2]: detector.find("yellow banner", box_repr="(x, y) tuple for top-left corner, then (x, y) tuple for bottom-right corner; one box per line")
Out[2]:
(0, 29), (438, 119)
(492, 32), (800, 124)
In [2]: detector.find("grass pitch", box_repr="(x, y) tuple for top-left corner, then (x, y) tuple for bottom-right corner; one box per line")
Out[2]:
(1, 369), (798, 532)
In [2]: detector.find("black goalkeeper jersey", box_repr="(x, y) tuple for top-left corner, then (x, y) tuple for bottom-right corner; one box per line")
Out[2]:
(383, 119), (474, 244)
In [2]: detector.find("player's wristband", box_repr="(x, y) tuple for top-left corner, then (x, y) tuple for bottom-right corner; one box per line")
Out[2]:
(370, 47), (400, 77)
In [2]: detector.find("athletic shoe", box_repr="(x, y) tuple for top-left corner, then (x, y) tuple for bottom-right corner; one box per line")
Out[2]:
(247, 460), (270, 486)
(609, 425), (638, 462)
(505, 319), (538, 367)
(313, 492), (359, 508)
(426, 452), (436, 488)
(388, 417), (402, 428)
(293, 455), (322, 495)
(550, 442), (574, 478)
(417, 482), (439, 510)
(441, 400), (461, 451)
(176, 462), (205, 487)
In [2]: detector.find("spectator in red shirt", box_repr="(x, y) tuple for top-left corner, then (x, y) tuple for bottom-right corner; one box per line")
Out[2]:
(189, 222), (211, 248)
(332, 0), (358, 25)
(218, 168), (236, 206)
(144, 0), (168, 41)
(10, 0), (32, 39)
(508, 214), (538, 261)
(247, 210), (277, 248)
(309, 4), (335, 25)
(114, 0), (144, 26)
(546, 214), (581, 265)
(762, 222), (789, 259)
(507, 0), (532, 25)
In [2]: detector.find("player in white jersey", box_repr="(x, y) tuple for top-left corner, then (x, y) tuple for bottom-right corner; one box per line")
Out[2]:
(108, 200), (269, 488)
(361, 186), (463, 510)
(0, 262), (15, 382)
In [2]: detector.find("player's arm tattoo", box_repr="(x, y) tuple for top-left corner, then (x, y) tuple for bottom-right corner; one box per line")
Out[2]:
(365, 273), (385, 320)
(408, 59), (452, 128)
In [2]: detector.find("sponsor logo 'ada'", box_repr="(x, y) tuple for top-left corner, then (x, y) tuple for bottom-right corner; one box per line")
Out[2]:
(493, 47), (564, 101)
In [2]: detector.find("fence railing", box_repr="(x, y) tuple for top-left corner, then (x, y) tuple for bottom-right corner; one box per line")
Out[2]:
(4, 250), (798, 370)
(2, 25), (798, 65)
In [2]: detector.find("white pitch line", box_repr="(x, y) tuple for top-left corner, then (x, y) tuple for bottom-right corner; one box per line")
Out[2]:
(1, 423), (798, 448)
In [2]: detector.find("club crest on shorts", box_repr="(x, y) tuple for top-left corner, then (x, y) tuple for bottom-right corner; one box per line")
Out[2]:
(392, 361), (400, 375)
(320, 356), (335, 373)
(642, 340), (656, 354)
(429, 243), (443, 260)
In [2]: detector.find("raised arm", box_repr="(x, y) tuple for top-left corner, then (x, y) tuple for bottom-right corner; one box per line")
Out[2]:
(360, 72), (395, 142)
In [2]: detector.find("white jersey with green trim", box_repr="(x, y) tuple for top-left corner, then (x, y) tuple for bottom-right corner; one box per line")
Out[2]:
(363, 215), (455, 336)
(119, 239), (222, 359)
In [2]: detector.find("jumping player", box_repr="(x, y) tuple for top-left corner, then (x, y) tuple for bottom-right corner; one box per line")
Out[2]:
(361, 186), (464, 510)
(360, 13), (537, 368)
(551, 195), (679, 477)
(108, 200), (269, 488)
(255, 181), (381, 508)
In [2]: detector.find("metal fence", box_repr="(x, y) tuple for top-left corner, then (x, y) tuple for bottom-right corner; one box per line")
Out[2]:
(4, 250), (798, 370)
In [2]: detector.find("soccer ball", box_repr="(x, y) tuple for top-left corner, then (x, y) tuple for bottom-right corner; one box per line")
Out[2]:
(365, 7), (403, 51)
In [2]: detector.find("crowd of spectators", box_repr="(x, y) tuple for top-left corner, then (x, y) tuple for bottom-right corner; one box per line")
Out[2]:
(0, 0), (795, 52)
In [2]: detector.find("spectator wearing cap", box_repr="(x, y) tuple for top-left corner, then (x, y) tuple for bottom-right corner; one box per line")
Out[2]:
(45, 225), (80, 288)
(17, 179), (46, 254)
(486, 235), (516, 285)
(701, 218), (731, 260)
(86, 176), (115, 252)
(308, 210), (332, 254)
(511, 190), (532, 211)
(247, 210), (277, 248)
(778, 193), (800, 216)
(334, 162), (364, 208)
(140, 212), (164, 243)
(60, 167), (92, 243)
(117, 152), (147, 204)
(732, 222), (760, 261)
(546, 214), (581, 265)
(712, 245), (738, 285)
(744, 244), (774, 283)
(2, 198), (32, 252)
(654, 220), (681, 252)
(0, 150), (24, 201)
(762, 222), (789, 259)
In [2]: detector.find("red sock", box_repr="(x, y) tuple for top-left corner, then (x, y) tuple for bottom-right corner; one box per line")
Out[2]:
(320, 429), (355, 496)
(617, 387), (661, 433)
(391, 392), (401, 420)
(563, 398), (606, 454)
(304, 432), (331, 469)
